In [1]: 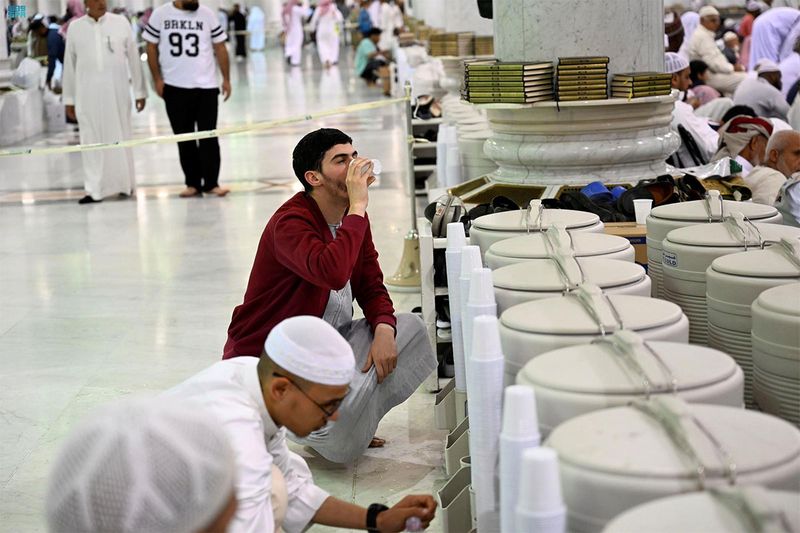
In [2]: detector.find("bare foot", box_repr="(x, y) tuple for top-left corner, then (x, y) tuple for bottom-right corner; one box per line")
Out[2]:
(179, 187), (200, 198)
(368, 437), (386, 448)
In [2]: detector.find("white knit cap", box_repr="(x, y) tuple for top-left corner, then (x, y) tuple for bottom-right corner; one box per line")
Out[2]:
(265, 315), (355, 386)
(756, 60), (781, 74)
(45, 397), (236, 533)
(699, 5), (720, 17)
(723, 31), (738, 41)
(665, 52), (689, 74)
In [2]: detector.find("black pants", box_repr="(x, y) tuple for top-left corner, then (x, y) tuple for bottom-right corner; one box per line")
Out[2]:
(235, 35), (247, 57)
(163, 84), (221, 191)
(360, 58), (385, 83)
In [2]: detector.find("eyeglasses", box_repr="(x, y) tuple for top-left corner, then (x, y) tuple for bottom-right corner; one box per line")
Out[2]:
(272, 372), (347, 418)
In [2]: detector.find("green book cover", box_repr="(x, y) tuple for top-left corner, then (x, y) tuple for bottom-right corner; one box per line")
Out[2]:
(467, 60), (553, 72)
(468, 88), (554, 98)
(557, 94), (608, 101)
(611, 80), (671, 89)
(557, 75), (608, 82)
(557, 64), (609, 72)
(558, 89), (608, 96)
(611, 89), (671, 98)
(557, 81), (607, 90)
(468, 95), (554, 103)
(558, 56), (610, 65)
(613, 72), (672, 82)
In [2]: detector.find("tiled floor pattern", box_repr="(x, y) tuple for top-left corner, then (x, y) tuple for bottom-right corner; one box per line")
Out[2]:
(0, 42), (450, 532)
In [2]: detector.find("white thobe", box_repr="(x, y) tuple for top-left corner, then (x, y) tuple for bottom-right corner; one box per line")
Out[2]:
(311, 7), (343, 65)
(745, 165), (788, 205)
(733, 77), (791, 121)
(678, 11), (700, 60)
(367, 0), (380, 27)
(687, 25), (746, 94)
(284, 5), (308, 66)
(164, 358), (329, 533)
(377, 2), (400, 51)
(748, 7), (800, 70)
(780, 53), (800, 99)
(62, 13), (146, 201)
(671, 99), (719, 167)
(248, 6), (266, 50)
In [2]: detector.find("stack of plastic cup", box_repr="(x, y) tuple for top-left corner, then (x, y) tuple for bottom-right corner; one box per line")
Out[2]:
(435, 124), (451, 186)
(516, 448), (567, 533)
(445, 223), (468, 397)
(458, 246), (483, 393)
(446, 144), (463, 188)
(468, 315), (505, 533)
(500, 386), (541, 533)
(464, 267), (498, 389)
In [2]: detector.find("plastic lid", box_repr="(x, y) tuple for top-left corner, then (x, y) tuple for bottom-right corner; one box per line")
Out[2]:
(547, 401), (800, 479)
(517, 340), (738, 394)
(666, 222), (800, 248)
(488, 232), (630, 259)
(755, 282), (800, 317)
(604, 489), (800, 533)
(650, 200), (778, 222)
(472, 209), (599, 232)
(711, 247), (800, 279)
(492, 258), (645, 292)
(501, 294), (684, 335)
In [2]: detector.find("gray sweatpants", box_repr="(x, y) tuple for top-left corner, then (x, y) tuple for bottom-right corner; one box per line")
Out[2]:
(289, 313), (437, 463)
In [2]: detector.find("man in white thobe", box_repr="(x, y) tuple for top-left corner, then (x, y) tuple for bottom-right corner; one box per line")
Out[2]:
(733, 60), (791, 121)
(62, 0), (147, 204)
(165, 316), (437, 533)
(712, 115), (774, 177)
(749, 6), (800, 70)
(666, 52), (719, 167)
(746, 129), (800, 205)
(367, 0), (380, 28)
(283, 0), (308, 67)
(687, 6), (747, 96)
(377, 0), (401, 52)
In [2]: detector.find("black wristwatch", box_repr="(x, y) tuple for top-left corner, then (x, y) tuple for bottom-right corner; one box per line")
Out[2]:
(366, 503), (389, 533)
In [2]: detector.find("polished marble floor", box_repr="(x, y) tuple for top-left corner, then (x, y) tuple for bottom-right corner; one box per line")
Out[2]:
(0, 42), (449, 531)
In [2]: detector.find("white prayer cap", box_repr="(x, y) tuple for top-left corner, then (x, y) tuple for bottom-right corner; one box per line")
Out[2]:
(756, 60), (781, 74)
(665, 52), (689, 74)
(266, 315), (355, 386)
(746, 0), (766, 11)
(698, 5), (720, 17)
(46, 397), (236, 533)
(723, 31), (738, 42)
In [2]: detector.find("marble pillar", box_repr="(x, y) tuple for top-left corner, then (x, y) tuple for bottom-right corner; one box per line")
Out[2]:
(474, 0), (677, 186)
(416, 0), (446, 29)
(444, 0), (492, 35)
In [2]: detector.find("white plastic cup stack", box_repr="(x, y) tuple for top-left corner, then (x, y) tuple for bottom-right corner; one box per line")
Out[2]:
(468, 315), (505, 533)
(458, 246), (483, 392)
(500, 386), (541, 533)
(446, 144), (463, 188)
(634, 199), (653, 225)
(445, 223), (468, 394)
(435, 124), (451, 186)
(516, 447), (567, 533)
(464, 267), (498, 388)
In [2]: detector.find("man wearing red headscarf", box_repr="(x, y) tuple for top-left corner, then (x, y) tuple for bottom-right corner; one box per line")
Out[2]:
(712, 115), (774, 177)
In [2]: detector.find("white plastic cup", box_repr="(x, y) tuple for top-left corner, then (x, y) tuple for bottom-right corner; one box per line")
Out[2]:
(633, 198), (653, 225)
(502, 386), (540, 441)
(446, 222), (467, 250)
(349, 158), (382, 176)
(517, 448), (564, 514)
(468, 268), (495, 307)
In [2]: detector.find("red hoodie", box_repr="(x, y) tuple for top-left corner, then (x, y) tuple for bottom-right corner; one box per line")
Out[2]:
(223, 192), (396, 358)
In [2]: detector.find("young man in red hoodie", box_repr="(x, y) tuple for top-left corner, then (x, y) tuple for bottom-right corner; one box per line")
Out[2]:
(224, 128), (436, 463)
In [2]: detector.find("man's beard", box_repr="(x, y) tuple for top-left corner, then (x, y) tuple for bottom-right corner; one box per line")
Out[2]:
(183, 1), (199, 10)
(773, 80), (783, 91)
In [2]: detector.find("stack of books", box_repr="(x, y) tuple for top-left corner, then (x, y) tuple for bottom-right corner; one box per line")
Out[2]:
(462, 60), (555, 104)
(474, 35), (494, 56)
(556, 56), (609, 101)
(429, 32), (475, 56)
(611, 72), (672, 99)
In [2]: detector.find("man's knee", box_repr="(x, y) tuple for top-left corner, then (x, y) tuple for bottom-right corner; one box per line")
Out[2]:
(395, 312), (425, 335)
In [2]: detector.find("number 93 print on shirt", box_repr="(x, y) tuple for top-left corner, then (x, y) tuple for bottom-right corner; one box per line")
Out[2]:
(142, 2), (227, 89)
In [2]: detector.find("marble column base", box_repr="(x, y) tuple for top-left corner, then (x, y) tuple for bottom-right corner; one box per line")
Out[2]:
(481, 95), (680, 185)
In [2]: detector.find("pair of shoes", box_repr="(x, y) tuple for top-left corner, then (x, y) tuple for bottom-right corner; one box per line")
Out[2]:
(78, 195), (101, 204)
(179, 187), (201, 198)
(467, 195), (520, 221)
(204, 186), (230, 197)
